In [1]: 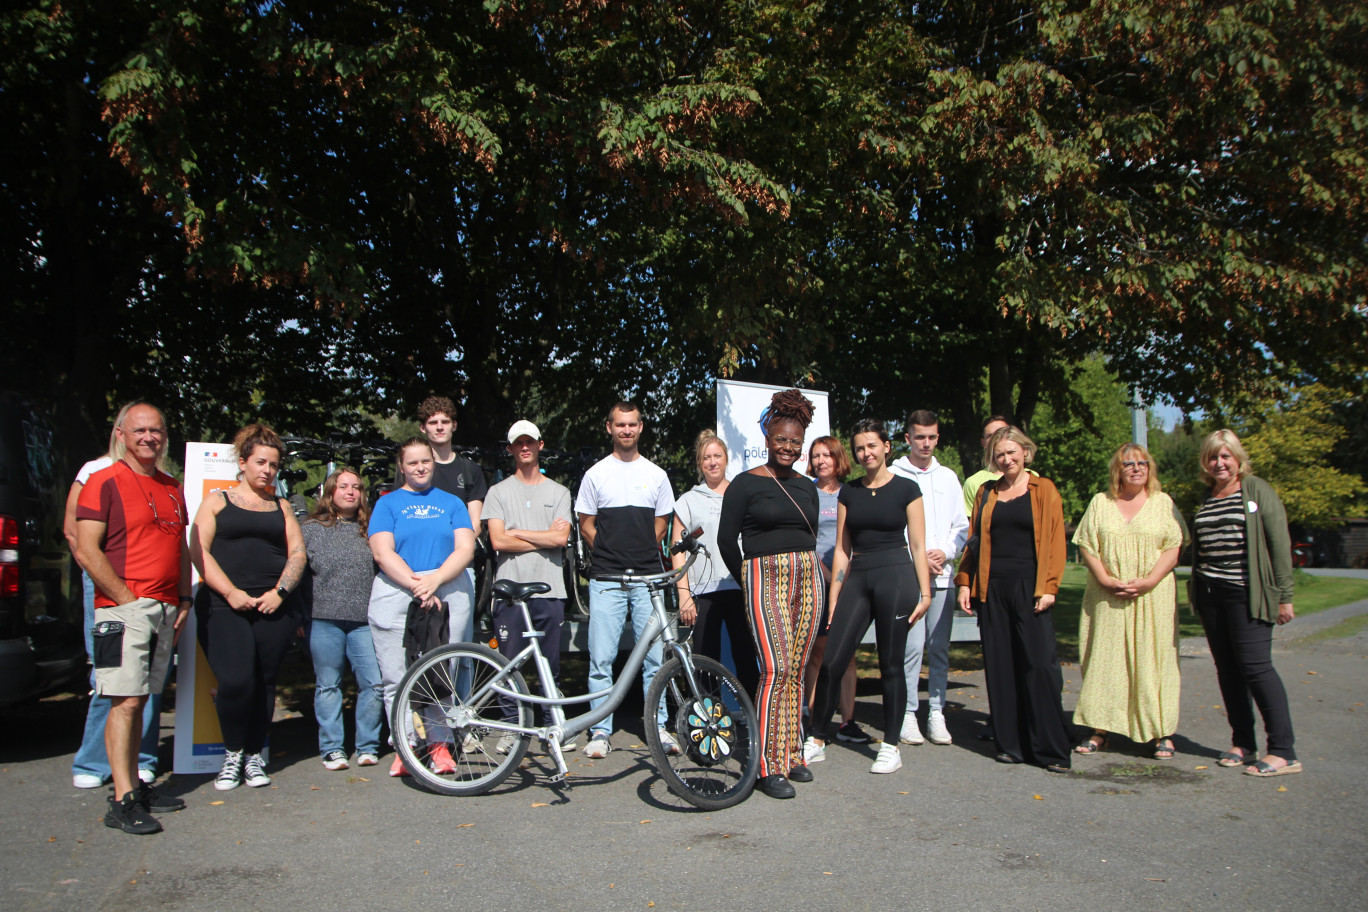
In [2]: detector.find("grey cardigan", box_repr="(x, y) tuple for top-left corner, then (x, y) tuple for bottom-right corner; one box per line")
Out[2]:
(1190, 475), (1294, 623)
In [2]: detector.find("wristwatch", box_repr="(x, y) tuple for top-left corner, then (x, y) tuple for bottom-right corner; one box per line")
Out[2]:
(275, 586), (289, 599)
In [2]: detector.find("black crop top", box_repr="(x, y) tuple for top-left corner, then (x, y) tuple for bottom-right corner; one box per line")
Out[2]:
(838, 475), (922, 552)
(717, 470), (820, 583)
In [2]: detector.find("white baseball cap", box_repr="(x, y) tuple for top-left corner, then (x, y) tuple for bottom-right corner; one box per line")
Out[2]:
(507, 420), (541, 443)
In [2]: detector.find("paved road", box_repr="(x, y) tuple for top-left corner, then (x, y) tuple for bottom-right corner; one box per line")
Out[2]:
(3, 606), (1366, 912)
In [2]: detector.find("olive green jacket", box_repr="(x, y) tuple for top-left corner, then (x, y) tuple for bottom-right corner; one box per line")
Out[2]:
(1190, 475), (1294, 623)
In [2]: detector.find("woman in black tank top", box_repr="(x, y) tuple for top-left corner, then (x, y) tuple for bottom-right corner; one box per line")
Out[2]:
(190, 424), (306, 792)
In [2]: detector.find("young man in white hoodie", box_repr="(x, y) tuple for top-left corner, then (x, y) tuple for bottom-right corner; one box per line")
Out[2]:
(889, 410), (969, 745)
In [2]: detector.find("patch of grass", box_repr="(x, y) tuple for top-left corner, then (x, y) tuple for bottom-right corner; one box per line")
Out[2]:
(1299, 612), (1368, 643)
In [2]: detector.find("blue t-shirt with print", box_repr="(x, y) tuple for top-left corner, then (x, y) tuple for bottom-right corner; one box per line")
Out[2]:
(369, 486), (472, 573)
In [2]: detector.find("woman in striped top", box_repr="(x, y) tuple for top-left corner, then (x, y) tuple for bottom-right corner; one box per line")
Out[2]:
(1191, 430), (1299, 777)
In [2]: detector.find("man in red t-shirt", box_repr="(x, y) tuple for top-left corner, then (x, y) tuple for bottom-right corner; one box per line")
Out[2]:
(75, 402), (192, 835)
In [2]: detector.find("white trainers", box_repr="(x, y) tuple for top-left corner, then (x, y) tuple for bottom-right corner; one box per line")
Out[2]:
(243, 752), (271, 788)
(900, 713), (925, 745)
(495, 733), (519, 755)
(802, 736), (826, 764)
(658, 729), (682, 756)
(356, 752), (379, 767)
(321, 749), (349, 770)
(871, 743), (902, 774)
(138, 768), (156, 784)
(583, 732), (611, 759)
(215, 749), (244, 791)
(927, 710), (953, 745)
(561, 733), (578, 752)
(73, 773), (105, 789)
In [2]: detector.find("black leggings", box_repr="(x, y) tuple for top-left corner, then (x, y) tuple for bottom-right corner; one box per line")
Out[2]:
(197, 599), (296, 753)
(691, 589), (760, 701)
(811, 550), (918, 743)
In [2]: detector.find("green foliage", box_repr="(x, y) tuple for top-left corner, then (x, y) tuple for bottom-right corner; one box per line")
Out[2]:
(4, 0), (1366, 483)
(1239, 385), (1368, 526)
(1028, 356), (1135, 522)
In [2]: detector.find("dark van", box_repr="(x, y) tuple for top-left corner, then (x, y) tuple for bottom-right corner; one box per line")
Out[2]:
(0, 393), (84, 703)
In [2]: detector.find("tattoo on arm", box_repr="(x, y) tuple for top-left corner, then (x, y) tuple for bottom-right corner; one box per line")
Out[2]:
(834, 569), (845, 583)
(277, 545), (307, 591)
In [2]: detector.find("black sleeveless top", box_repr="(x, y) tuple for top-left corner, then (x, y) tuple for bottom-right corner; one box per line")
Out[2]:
(988, 493), (1035, 579)
(203, 492), (289, 606)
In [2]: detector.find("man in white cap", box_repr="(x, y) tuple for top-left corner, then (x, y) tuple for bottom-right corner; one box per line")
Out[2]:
(483, 420), (574, 752)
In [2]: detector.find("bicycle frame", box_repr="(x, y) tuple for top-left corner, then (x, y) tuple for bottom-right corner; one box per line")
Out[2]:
(452, 549), (703, 783)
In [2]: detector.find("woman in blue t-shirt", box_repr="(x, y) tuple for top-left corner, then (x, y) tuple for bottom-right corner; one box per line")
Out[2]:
(367, 437), (476, 777)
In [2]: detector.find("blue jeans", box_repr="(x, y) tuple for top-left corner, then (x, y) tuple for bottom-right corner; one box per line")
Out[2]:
(72, 574), (160, 780)
(587, 580), (665, 735)
(903, 586), (956, 714)
(310, 618), (384, 757)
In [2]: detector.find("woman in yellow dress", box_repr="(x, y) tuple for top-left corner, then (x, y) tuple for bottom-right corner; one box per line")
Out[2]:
(1072, 443), (1188, 760)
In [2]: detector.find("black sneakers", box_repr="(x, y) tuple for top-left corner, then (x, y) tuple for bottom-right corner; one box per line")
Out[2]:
(105, 791), (162, 835)
(137, 782), (186, 814)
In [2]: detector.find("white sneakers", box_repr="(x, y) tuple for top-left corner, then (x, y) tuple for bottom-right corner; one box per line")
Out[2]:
(927, 710), (953, 745)
(871, 743), (902, 774)
(900, 713), (925, 745)
(73, 773), (104, 789)
(802, 736), (826, 764)
(583, 732), (611, 759)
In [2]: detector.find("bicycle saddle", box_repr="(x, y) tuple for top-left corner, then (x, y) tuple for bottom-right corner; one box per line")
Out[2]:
(492, 580), (553, 602)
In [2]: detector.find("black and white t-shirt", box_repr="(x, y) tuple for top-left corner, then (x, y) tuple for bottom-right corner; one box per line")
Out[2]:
(575, 454), (674, 578)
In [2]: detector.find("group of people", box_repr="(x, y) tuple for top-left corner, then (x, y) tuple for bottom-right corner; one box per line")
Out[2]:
(68, 390), (1303, 833)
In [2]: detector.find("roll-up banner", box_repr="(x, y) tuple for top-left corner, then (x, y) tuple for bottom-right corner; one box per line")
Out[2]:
(173, 443), (243, 774)
(715, 380), (831, 478)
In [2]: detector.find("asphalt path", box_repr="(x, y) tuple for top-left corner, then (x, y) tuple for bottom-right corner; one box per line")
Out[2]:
(3, 602), (1366, 912)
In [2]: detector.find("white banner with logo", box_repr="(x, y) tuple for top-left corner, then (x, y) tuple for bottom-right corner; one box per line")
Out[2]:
(715, 380), (831, 477)
(173, 443), (241, 774)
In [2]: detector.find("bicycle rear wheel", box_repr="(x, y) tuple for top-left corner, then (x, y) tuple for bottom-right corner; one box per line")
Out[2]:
(392, 643), (533, 796)
(644, 655), (760, 810)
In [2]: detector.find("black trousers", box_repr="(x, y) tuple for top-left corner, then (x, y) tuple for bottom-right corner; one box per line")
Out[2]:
(197, 600), (296, 754)
(1194, 575), (1296, 760)
(691, 589), (760, 701)
(812, 550), (918, 744)
(493, 596), (565, 725)
(979, 577), (1073, 768)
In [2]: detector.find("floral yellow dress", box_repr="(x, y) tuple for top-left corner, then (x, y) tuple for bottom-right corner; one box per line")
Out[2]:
(1072, 491), (1189, 742)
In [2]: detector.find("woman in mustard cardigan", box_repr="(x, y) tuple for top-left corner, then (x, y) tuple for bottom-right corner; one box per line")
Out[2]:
(955, 427), (1073, 773)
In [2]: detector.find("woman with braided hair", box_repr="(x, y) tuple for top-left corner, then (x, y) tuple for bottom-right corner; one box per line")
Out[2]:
(717, 389), (822, 799)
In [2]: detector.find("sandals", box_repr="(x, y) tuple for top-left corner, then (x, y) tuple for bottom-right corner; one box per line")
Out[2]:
(1245, 758), (1303, 778)
(1074, 732), (1108, 755)
(1217, 749), (1252, 768)
(1152, 738), (1175, 760)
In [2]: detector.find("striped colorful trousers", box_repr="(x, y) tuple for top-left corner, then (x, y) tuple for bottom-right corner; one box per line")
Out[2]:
(743, 551), (822, 779)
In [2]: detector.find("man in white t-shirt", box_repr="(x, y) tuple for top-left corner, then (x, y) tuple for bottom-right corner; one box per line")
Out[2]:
(484, 420), (574, 752)
(890, 409), (969, 746)
(574, 401), (676, 758)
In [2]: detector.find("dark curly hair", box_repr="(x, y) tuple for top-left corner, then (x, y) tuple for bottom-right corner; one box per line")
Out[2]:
(417, 395), (457, 425)
(232, 423), (284, 463)
(763, 388), (815, 432)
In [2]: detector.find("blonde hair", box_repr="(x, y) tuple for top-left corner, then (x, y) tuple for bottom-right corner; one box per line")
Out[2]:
(694, 430), (728, 480)
(988, 426), (1036, 469)
(1198, 429), (1252, 486)
(109, 401), (169, 472)
(1108, 443), (1161, 498)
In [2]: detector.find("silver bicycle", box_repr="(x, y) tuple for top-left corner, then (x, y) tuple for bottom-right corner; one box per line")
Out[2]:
(390, 533), (760, 809)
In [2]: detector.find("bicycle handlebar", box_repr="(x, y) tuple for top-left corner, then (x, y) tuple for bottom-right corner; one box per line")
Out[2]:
(596, 536), (703, 590)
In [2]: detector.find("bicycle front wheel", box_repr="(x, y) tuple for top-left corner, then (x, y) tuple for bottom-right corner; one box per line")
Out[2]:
(645, 655), (760, 810)
(392, 643), (533, 796)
